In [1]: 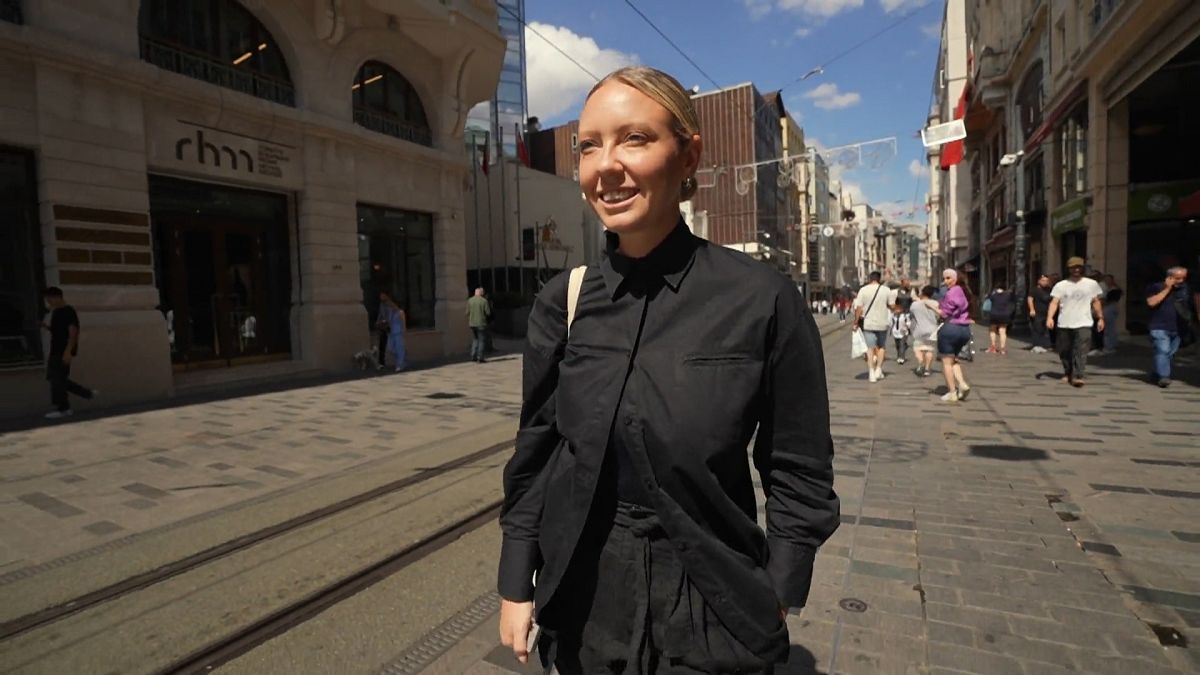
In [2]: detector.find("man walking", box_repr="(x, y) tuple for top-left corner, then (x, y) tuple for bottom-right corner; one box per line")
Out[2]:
(466, 287), (492, 363)
(1047, 257), (1104, 387)
(41, 287), (95, 419)
(853, 271), (896, 383)
(1026, 274), (1053, 353)
(1144, 266), (1198, 388)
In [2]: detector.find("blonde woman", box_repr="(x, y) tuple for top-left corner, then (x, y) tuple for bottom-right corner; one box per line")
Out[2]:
(497, 67), (839, 673)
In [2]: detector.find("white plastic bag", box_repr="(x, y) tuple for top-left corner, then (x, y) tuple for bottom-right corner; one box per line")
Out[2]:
(851, 329), (868, 359)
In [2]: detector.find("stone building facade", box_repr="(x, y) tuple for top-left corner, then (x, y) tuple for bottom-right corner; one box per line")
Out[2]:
(0, 0), (504, 417)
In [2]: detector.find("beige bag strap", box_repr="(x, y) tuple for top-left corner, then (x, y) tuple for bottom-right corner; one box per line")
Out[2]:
(566, 265), (587, 337)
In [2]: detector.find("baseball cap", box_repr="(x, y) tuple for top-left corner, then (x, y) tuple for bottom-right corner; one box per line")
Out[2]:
(1066, 256), (1085, 268)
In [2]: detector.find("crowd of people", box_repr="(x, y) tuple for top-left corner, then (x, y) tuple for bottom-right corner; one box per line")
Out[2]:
(841, 258), (1198, 399)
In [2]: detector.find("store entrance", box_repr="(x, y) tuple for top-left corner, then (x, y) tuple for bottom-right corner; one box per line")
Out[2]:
(150, 176), (292, 369)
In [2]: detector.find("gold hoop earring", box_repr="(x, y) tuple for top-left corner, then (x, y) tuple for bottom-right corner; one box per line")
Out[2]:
(682, 176), (696, 193)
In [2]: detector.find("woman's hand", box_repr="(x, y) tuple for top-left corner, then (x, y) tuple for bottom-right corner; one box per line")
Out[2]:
(499, 599), (535, 664)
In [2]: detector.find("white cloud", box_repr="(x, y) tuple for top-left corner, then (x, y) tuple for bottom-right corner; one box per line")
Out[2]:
(840, 181), (867, 204)
(777, 0), (865, 18)
(803, 83), (862, 110)
(794, 27), (813, 38)
(880, 0), (926, 13)
(920, 21), (941, 39)
(908, 159), (930, 177)
(524, 22), (639, 122)
(744, 0), (773, 20)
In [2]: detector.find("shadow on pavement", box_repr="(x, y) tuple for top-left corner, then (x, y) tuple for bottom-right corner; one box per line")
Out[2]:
(778, 644), (825, 674)
(969, 444), (1051, 462)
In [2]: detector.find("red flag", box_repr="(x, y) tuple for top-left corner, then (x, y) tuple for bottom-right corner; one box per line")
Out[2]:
(517, 133), (530, 167)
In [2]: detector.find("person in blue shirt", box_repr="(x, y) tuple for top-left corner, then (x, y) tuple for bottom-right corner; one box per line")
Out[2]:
(1144, 266), (1198, 387)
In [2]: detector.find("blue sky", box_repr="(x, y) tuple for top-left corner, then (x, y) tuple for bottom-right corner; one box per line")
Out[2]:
(523, 0), (944, 222)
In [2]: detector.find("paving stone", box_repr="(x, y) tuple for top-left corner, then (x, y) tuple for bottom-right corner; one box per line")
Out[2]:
(82, 521), (123, 536)
(973, 630), (1081, 669)
(121, 482), (170, 499)
(253, 465), (302, 479)
(1123, 585), (1200, 611)
(18, 492), (84, 518)
(57, 474), (85, 484)
(121, 498), (158, 510)
(927, 642), (1026, 675)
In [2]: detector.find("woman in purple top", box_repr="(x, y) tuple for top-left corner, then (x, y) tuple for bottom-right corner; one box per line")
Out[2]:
(936, 269), (973, 402)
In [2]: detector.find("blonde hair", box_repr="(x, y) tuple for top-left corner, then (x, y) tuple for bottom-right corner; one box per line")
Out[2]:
(586, 66), (701, 200)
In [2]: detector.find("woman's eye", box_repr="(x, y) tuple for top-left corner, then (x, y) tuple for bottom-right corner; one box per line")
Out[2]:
(625, 133), (647, 144)
(578, 140), (597, 152)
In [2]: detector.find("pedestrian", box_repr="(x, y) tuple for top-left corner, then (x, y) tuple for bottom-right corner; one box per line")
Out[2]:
(893, 277), (914, 314)
(985, 284), (1016, 354)
(837, 297), (848, 322)
(890, 305), (912, 365)
(936, 269), (973, 402)
(41, 287), (96, 419)
(853, 271), (896, 383)
(821, 298), (831, 315)
(1047, 257), (1104, 387)
(1101, 274), (1122, 354)
(1088, 271), (1107, 355)
(374, 291), (390, 371)
(1026, 274), (1053, 353)
(467, 287), (492, 363)
(497, 66), (839, 674)
(910, 285), (940, 377)
(378, 291), (407, 371)
(1144, 266), (1198, 388)
(812, 299), (820, 314)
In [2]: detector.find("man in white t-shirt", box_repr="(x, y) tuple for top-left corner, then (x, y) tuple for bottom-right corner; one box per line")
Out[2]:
(1047, 256), (1105, 387)
(853, 271), (898, 383)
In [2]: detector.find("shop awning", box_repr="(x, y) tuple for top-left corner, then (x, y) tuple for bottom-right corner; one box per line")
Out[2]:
(1023, 82), (1086, 155)
(940, 84), (970, 170)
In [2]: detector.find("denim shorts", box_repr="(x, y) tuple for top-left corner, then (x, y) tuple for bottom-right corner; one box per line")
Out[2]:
(937, 323), (971, 356)
(862, 329), (888, 349)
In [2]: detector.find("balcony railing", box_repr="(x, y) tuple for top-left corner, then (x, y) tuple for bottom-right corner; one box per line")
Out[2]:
(353, 107), (433, 147)
(139, 37), (295, 107)
(1, 0), (22, 24)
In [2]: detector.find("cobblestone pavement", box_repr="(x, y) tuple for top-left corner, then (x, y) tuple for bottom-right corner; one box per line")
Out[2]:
(421, 326), (1199, 675)
(0, 355), (525, 576)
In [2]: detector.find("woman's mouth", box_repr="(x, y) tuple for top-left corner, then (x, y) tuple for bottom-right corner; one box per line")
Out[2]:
(598, 188), (639, 208)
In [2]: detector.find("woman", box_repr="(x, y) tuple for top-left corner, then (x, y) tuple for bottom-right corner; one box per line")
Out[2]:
(1102, 274), (1122, 354)
(378, 291), (406, 372)
(936, 269), (973, 401)
(497, 67), (839, 674)
(985, 284), (1015, 354)
(910, 285), (940, 377)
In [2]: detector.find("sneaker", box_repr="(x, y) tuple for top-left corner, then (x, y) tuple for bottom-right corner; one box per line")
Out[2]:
(922, 369), (933, 377)
(999, 349), (1007, 355)
(940, 391), (958, 402)
(1031, 346), (1046, 354)
(868, 370), (878, 383)
(897, 358), (906, 365)
(957, 386), (972, 401)
(45, 410), (73, 419)
(1087, 349), (1102, 357)
(1158, 378), (1171, 388)
(1071, 379), (1085, 388)
(986, 346), (998, 353)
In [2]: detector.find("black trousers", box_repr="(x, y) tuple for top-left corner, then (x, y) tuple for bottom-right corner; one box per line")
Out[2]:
(1057, 327), (1091, 380)
(46, 359), (92, 411)
(1030, 315), (1051, 349)
(545, 502), (776, 675)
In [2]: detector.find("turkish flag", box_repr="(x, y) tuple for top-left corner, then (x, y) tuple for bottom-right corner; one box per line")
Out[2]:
(517, 133), (530, 167)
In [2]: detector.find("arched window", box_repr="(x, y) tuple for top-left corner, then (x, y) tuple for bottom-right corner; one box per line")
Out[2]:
(139, 0), (295, 107)
(352, 62), (432, 147)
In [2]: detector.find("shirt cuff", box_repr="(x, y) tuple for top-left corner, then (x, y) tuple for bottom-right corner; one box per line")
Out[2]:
(497, 537), (539, 602)
(766, 538), (816, 608)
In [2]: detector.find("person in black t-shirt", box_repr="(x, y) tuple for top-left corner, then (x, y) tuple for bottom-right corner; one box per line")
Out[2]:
(1026, 274), (1053, 353)
(41, 287), (94, 419)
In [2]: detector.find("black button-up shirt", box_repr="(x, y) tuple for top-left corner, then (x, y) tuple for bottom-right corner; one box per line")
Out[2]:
(499, 221), (839, 656)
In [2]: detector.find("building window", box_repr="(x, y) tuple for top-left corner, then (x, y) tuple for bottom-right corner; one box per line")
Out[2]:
(1, 0), (22, 24)
(570, 133), (578, 150)
(358, 204), (436, 330)
(1016, 61), (1044, 140)
(1024, 155), (1046, 211)
(1059, 105), (1088, 200)
(0, 147), (43, 366)
(138, 0), (295, 107)
(353, 61), (433, 147)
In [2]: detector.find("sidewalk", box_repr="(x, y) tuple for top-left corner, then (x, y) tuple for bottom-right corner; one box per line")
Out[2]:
(422, 325), (1198, 674)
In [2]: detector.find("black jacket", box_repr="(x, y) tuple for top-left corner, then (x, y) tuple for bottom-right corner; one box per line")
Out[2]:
(498, 222), (839, 657)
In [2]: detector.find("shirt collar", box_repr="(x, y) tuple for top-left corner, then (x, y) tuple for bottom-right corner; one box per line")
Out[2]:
(600, 219), (698, 299)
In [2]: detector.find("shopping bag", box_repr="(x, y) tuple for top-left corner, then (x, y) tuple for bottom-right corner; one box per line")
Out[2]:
(851, 329), (868, 359)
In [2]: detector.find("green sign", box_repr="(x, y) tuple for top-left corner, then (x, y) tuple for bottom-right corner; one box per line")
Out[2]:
(1128, 179), (1200, 222)
(1051, 196), (1088, 236)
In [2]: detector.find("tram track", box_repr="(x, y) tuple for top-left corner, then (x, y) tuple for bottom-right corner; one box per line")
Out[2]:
(0, 439), (514, 644)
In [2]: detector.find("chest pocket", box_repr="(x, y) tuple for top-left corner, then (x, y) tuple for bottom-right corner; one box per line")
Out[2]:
(672, 352), (763, 448)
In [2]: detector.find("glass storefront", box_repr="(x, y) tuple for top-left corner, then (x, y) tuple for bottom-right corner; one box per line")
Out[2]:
(0, 146), (43, 367)
(149, 175), (292, 368)
(357, 204), (436, 330)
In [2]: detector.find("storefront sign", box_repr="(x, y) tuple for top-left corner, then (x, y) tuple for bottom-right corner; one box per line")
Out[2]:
(1128, 179), (1200, 222)
(146, 109), (302, 189)
(1051, 196), (1089, 236)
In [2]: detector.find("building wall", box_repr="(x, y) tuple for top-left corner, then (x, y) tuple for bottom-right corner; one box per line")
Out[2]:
(0, 0), (503, 417)
(691, 84), (757, 247)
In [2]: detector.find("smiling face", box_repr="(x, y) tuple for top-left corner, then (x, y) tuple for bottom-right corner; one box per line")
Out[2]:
(577, 81), (701, 238)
